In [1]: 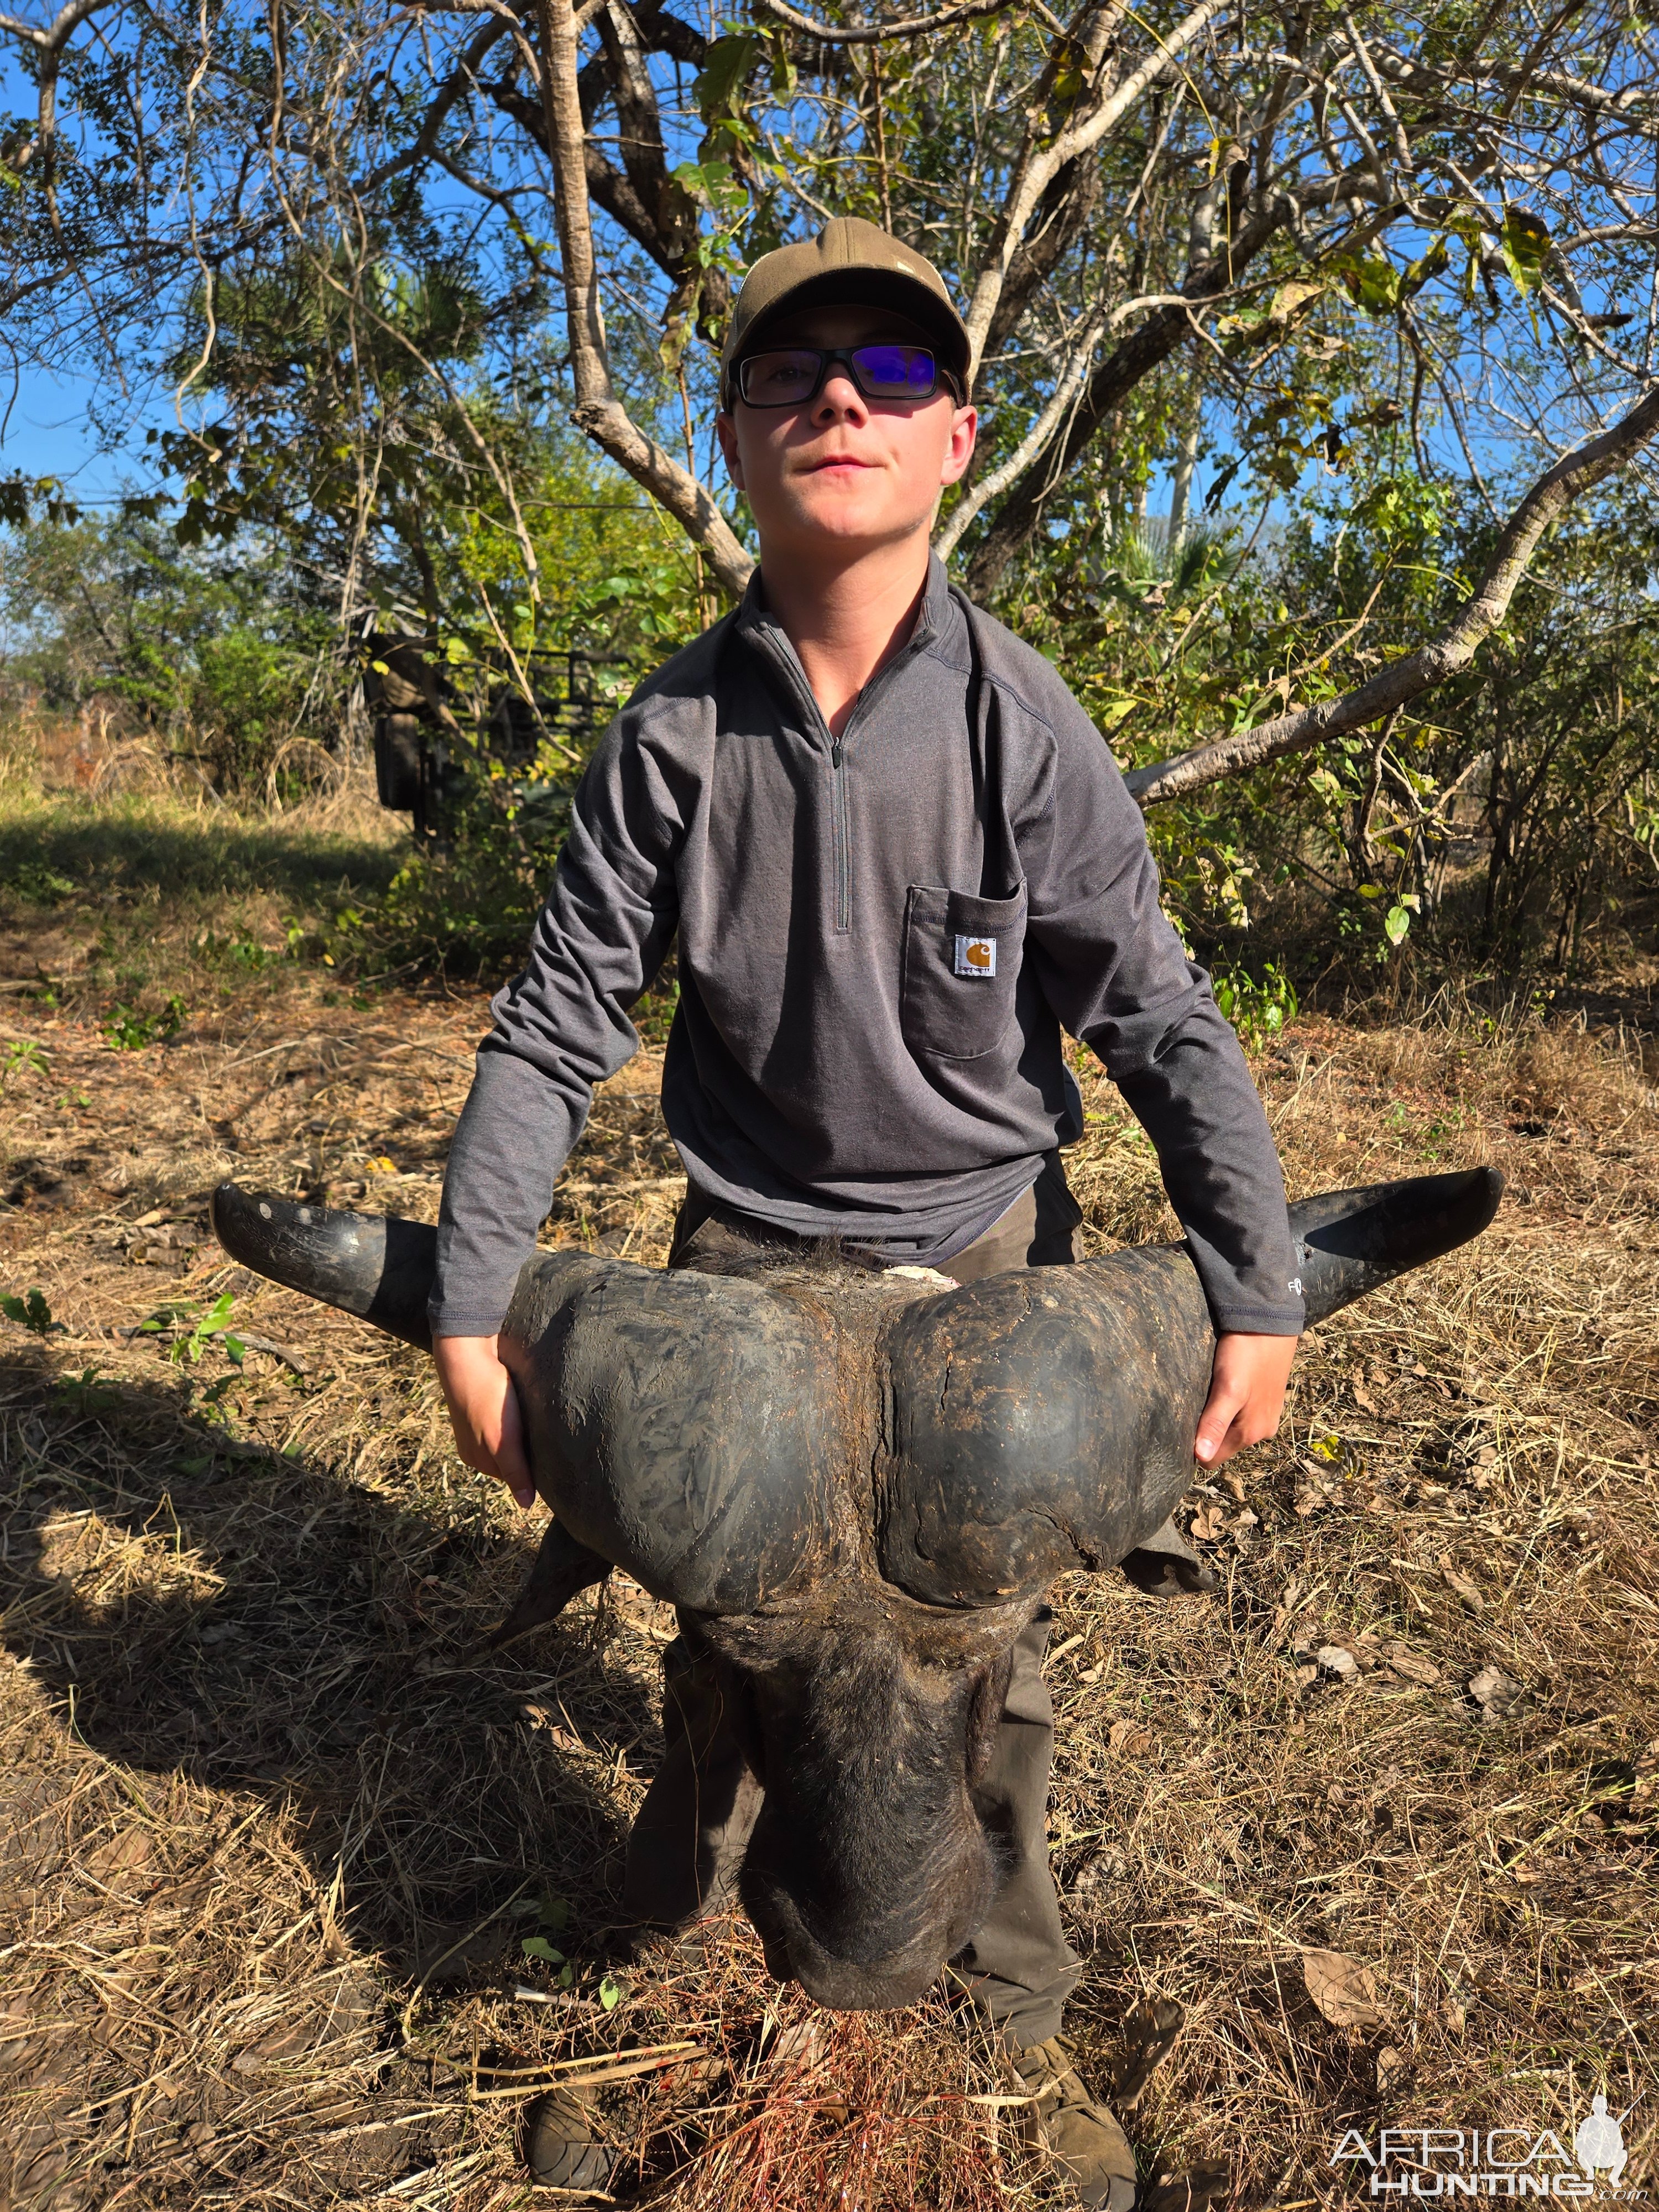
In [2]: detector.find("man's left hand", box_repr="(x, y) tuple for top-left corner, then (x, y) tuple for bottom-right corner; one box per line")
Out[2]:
(1194, 1332), (1298, 1467)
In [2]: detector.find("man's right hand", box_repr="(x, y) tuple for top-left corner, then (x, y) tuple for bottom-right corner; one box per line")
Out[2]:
(432, 1334), (535, 1509)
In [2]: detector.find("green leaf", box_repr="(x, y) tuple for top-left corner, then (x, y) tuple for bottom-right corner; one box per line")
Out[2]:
(1499, 207), (1550, 296)
(598, 1976), (623, 2011)
(1333, 254), (1402, 316)
(538, 1896), (570, 1931)
(2, 1287), (56, 1335)
(766, 36), (796, 98)
(1401, 237), (1450, 298)
(1094, 696), (1141, 732)
(1384, 904), (1412, 946)
(694, 32), (760, 123)
(521, 1936), (564, 1963)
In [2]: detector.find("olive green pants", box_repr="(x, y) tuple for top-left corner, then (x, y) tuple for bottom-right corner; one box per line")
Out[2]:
(622, 1159), (1087, 2048)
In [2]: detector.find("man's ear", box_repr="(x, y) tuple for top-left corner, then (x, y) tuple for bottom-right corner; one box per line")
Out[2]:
(716, 409), (744, 492)
(940, 404), (977, 488)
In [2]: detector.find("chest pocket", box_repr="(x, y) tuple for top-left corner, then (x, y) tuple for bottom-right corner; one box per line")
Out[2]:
(900, 883), (1026, 1064)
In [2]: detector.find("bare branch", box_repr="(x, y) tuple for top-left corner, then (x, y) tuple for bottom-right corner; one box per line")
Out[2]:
(0, 0), (112, 50)
(361, 16), (512, 191)
(1125, 380), (1659, 807)
(965, 179), (1292, 595)
(535, 0), (753, 597)
(747, 0), (1021, 49)
(962, 0), (1228, 384)
(937, 302), (1106, 559)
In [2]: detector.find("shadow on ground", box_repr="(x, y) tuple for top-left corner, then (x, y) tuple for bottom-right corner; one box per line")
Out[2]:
(0, 1342), (659, 2205)
(1, 1343), (652, 1945)
(0, 805), (405, 920)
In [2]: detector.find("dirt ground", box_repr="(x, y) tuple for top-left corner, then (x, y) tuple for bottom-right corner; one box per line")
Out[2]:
(1, 966), (1656, 2209)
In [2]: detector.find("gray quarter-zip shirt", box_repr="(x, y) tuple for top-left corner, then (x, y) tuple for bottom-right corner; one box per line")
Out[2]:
(431, 556), (1303, 1340)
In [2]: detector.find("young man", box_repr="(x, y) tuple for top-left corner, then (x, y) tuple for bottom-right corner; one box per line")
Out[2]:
(432, 217), (1301, 2205)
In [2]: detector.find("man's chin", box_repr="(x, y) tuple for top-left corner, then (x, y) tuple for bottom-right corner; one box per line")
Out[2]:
(763, 498), (936, 558)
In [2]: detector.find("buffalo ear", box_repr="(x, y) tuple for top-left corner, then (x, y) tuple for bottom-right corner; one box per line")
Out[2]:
(1119, 1516), (1217, 1597)
(484, 1519), (612, 1651)
(966, 1646), (1015, 1786)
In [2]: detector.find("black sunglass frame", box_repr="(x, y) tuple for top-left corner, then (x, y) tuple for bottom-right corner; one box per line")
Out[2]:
(731, 343), (962, 409)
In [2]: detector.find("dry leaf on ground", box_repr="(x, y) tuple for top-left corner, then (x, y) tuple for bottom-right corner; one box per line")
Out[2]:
(1300, 1947), (1385, 2030)
(1380, 1641), (1441, 1686)
(1468, 1664), (1521, 1721)
(1442, 1563), (1485, 1613)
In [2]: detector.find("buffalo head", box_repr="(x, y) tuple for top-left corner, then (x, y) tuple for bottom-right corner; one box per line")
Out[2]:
(211, 1166), (1501, 2009)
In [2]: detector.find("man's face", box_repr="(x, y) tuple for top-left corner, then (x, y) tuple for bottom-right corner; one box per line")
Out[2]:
(717, 305), (977, 564)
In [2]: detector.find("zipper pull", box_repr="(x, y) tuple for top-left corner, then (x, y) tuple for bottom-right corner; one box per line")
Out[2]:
(831, 742), (844, 770)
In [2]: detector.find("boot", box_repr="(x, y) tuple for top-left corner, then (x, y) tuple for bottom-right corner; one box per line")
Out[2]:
(1006, 2035), (1139, 2210)
(522, 2085), (618, 2191)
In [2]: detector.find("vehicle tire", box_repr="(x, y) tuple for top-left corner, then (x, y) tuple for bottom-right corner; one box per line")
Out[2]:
(374, 714), (424, 810)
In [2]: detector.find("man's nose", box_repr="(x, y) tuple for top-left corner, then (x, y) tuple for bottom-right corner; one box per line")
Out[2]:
(812, 370), (868, 423)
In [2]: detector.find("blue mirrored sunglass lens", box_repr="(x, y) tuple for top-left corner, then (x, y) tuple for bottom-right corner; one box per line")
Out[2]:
(852, 346), (935, 391)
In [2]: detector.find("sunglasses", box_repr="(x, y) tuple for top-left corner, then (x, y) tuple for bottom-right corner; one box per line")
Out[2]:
(732, 343), (958, 408)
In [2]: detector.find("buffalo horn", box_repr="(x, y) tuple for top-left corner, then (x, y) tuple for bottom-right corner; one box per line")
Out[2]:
(208, 1183), (839, 1617)
(1292, 1165), (1504, 1325)
(875, 1166), (1504, 1606)
(210, 1183), (437, 1350)
(212, 1167), (1504, 1620)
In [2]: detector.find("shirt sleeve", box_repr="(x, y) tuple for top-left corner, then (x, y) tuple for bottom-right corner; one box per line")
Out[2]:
(429, 713), (684, 1338)
(1018, 692), (1304, 1337)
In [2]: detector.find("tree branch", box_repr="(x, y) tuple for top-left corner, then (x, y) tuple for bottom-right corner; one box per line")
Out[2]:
(936, 300), (1105, 559)
(961, 0), (1226, 384)
(535, 0), (753, 597)
(747, 0), (1018, 47)
(361, 17), (511, 192)
(0, 0), (111, 49)
(1125, 380), (1659, 806)
(966, 178), (1285, 594)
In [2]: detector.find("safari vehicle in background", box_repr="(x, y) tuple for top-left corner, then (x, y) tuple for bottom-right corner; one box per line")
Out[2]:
(363, 634), (625, 842)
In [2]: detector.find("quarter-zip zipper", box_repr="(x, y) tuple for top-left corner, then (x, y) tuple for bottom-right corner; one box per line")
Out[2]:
(744, 585), (940, 941)
(830, 738), (850, 933)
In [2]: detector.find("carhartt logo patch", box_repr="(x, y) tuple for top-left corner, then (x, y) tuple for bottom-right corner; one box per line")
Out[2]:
(954, 935), (997, 978)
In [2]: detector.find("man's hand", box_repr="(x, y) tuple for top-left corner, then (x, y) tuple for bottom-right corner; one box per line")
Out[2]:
(432, 1334), (535, 1508)
(1194, 1332), (1298, 1467)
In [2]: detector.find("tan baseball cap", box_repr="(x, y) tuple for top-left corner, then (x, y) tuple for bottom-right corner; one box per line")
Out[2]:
(720, 216), (971, 402)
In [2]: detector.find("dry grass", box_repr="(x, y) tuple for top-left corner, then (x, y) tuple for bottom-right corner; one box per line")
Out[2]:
(0, 716), (405, 1027)
(1, 979), (1656, 2208)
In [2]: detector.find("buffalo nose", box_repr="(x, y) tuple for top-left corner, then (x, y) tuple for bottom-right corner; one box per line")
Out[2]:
(786, 1937), (947, 2013)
